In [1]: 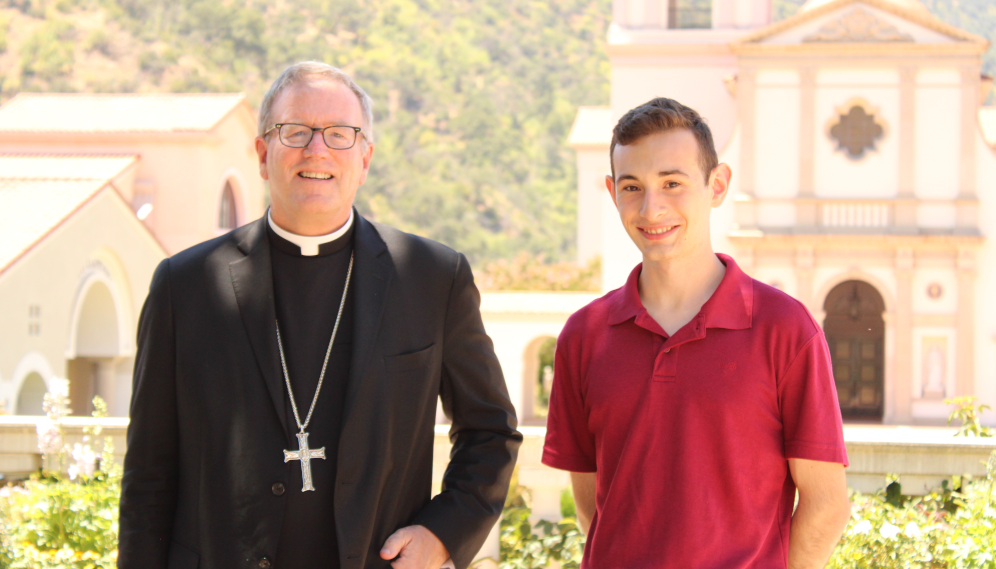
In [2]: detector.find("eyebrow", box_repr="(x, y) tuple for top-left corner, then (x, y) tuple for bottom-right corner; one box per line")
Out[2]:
(616, 169), (690, 182)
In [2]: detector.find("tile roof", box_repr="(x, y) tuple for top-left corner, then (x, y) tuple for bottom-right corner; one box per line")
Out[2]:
(0, 93), (247, 134)
(0, 154), (138, 180)
(0, 154), (139, 274)
(568, 106), (612, 148)
(980, 107), (996, 149)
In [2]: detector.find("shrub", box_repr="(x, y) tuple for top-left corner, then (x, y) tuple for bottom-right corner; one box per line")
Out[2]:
(0, 389), (120, 568)
(477, 253), (600, 291)
(829, 457), (996, 569)
(499, 506), (585, 569)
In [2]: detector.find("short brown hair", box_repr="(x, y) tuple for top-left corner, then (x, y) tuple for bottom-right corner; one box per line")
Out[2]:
(610, 97), (718, 182)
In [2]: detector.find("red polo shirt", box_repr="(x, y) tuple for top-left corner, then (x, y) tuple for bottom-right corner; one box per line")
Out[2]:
(542, 255), (847, 569)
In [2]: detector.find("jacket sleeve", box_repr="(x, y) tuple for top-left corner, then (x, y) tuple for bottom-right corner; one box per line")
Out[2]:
(411, 252), (522, 569)
(118, 259), (179, 569)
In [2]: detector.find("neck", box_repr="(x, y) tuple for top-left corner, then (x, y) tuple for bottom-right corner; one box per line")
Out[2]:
(638, 246), (725, 334)
(268, 209), (353, 256)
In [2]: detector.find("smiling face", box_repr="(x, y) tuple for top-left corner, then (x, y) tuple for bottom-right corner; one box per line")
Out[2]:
(255, 77), (374, 235)
(607, 128), (731, 263)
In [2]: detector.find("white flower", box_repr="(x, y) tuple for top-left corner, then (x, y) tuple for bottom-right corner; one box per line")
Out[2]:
(904, 522), (922, 538)
(36, 418), (63, 456)
(70, 443), (96, 479)
(880, 522), (901, 540)
(42, 378), (71, 422)
(850, 519), (873, 535)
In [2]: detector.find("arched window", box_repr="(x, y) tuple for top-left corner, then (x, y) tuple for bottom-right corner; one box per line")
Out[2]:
(219, 181), (238, 230)
(16, 372), (47, 415)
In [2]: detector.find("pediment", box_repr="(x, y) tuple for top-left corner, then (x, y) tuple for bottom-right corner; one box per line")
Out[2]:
(733, 0), (987, 54)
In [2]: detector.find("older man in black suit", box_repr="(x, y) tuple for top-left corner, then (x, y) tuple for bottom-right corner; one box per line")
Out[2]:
(119, 61), (521, 569)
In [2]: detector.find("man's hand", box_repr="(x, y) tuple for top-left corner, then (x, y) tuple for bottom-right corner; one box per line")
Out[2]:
(380, 525), (451, 569)
(787, 458), (851, 569)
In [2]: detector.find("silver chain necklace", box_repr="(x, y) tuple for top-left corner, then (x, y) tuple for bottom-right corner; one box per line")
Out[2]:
(276, 251), (353, 492)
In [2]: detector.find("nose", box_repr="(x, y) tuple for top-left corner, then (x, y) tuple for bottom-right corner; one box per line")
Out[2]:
(640, 187), (668, 220)
(302, 129), (328, 155)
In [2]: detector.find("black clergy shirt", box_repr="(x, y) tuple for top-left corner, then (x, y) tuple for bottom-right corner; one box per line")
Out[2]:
(268, 219), (355, 569)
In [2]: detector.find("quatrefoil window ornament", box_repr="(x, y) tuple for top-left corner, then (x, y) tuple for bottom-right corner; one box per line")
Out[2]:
(828, 102), (885, 160)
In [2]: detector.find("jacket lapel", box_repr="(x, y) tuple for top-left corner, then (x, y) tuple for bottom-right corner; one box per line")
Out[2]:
(341, 215), (393, 430)
(229, 218), (289, 439)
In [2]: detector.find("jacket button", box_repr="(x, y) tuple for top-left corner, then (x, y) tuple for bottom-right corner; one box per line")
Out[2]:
(272, 483), (285, 496)
(258, 557), (271, 569)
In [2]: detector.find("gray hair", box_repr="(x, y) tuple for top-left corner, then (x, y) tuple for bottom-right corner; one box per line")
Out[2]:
(258, 61), (374, 145)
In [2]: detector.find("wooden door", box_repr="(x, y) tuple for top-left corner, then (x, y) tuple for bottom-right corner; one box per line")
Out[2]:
(823, 281), (886, 421)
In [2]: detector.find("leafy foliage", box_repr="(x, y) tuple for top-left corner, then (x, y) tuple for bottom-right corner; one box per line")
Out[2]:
(0, 0), (613, 266)
(0, 394), (121, 568)
(500, 506), (586, 569)
(476, 253), (600, 291)
(945, 396), (994, 438)
(828, 467), (996, 569)
(0, 472), (120, 569)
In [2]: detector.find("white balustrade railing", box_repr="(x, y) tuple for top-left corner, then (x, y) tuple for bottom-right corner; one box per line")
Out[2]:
(820, 201), (891, 228)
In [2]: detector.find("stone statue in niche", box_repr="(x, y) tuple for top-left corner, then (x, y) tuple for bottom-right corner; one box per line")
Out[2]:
(923, 342), (946, 399)
(803, 8), (914, 43)
(829, 104), (885, 159)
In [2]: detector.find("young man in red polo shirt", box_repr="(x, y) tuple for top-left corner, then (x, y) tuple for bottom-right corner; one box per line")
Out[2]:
(542, 98), (852, 568)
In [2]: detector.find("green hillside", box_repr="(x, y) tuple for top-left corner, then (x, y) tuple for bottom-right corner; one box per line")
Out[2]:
(0, 0), (612, 266)
(0, 0), (992, 266)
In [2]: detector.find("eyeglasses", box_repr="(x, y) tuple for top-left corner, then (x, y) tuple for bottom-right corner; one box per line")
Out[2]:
(263, 123), (364, 150)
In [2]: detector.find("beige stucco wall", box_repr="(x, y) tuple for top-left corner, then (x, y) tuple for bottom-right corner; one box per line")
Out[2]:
(0, 189), (164, 417)
(0, 108), (265, 256)
(973, 136), (996, 425)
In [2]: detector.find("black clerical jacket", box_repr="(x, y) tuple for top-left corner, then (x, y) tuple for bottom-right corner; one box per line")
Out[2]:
(119, 213), (522, 569)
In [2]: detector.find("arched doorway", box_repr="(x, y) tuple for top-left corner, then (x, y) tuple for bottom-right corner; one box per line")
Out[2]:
(823, 280), (886, 421)
(15, 372), (47, 415)
(69, 280), (121, 416)
(521, 336), (556, 425)
(218, 180), (239, 230)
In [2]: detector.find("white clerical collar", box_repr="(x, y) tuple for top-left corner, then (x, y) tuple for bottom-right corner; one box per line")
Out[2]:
(267, 209), (354, 256)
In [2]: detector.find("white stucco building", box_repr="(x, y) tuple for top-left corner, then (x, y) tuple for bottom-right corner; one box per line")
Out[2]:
(559, 0), (996, 425)
(0, 95), (265, 417)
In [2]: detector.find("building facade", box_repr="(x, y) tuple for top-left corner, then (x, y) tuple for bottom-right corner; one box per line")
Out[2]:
(0, 94), (265, 416)
(569, 0), (996, 425)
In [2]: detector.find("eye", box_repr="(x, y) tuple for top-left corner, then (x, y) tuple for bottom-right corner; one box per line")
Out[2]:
(622, 185), (641, 192)
(664, 181), (681, 189)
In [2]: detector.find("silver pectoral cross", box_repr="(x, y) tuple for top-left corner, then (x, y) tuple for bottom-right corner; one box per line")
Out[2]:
(283, 432), (326, 492)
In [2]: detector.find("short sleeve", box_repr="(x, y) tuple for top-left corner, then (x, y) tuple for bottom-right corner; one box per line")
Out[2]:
(779, 331), (849, 466)
(542, 330), (597, 472)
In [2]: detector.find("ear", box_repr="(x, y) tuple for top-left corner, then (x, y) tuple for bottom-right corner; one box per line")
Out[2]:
(255, 137), (270, 181)
(605, 174), (619, 208)
(357, 142), (375, 186)
(708, 163), (732, 208)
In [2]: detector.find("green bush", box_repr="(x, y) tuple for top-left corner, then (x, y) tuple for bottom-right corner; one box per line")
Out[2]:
(829, 459), (996, 569)
(0, 472), (120, 569)
(0, 393), (120, 568)
(499, 506), (585, 569)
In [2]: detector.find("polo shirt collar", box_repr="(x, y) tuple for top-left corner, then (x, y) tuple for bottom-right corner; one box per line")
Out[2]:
(608, 253), (753, 333)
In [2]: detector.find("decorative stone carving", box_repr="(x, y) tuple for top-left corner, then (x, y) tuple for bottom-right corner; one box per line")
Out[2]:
(828, 101), (886, 160)
(921, 337), (947, 399)
(804, 8), (914, 43)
